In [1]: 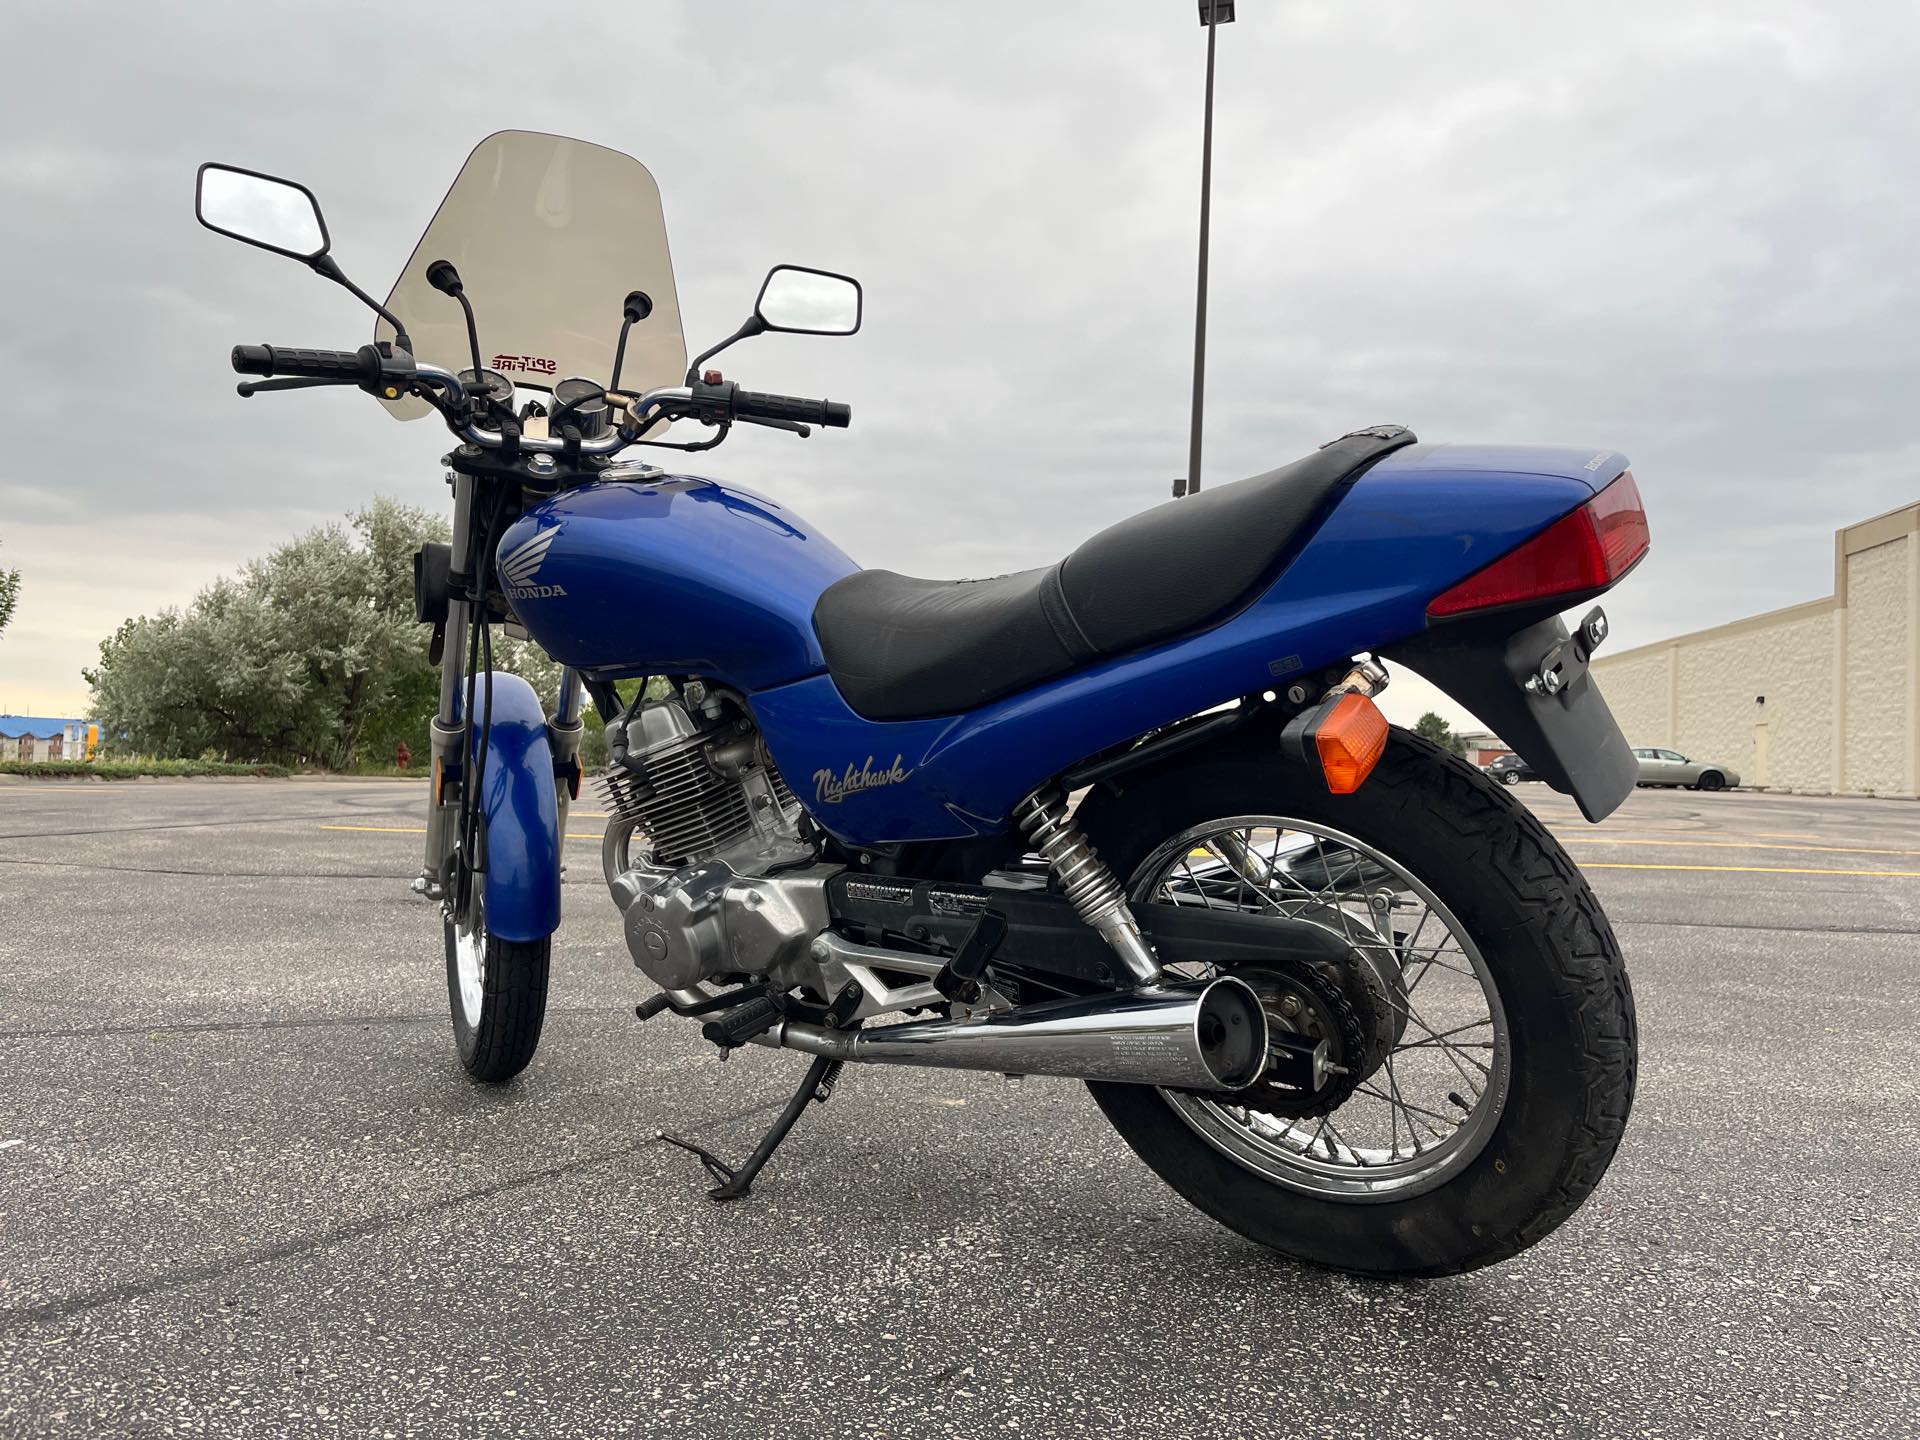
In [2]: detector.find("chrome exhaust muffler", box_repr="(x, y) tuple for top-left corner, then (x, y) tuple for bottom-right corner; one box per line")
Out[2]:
(769, 976), (1269, 1092)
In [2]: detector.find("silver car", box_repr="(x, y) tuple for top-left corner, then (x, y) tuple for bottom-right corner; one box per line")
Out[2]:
(1631, 747), (1740, 791)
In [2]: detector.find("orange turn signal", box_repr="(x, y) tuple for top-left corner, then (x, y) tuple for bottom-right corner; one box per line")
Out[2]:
(1312, 692), (1389, 794)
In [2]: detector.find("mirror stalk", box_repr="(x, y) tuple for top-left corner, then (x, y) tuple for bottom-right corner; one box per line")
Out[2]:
(685, 314), (767, 385)
(311, 253), (413, 355)
(609, 290), (654, 393)
(425, 260), (486, 385)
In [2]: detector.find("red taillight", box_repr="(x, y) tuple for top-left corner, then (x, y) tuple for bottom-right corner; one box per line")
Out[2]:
(1427, 471), (1649, 619)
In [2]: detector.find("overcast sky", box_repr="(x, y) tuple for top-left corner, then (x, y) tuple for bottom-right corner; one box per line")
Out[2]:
(3, 1), (1916, 732)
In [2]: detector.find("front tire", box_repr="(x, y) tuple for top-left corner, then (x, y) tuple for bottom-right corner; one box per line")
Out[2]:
(1500, 769), (1521, 786)
(445, 894), (551, 1083)
(1079, 730), (1637, 1277)
(1697, 771), (1726, 791)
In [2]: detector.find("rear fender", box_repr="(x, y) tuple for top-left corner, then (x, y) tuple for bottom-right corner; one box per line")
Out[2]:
(1385, 614), (1637, 821)
(469, 671), (561, 942)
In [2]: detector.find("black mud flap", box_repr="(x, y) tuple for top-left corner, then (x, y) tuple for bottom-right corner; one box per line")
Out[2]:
(1384, 610), (1636, 822)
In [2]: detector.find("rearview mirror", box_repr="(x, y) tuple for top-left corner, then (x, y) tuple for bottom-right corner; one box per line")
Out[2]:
(754, 265), (862, 336)
(196, 163), (329, 261)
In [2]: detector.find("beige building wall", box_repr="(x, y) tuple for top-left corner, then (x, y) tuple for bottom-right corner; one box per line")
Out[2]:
(1592, 502), (1919, 798)
(1598, 646), (1676, 756)
(1842, 536), (1912, 792)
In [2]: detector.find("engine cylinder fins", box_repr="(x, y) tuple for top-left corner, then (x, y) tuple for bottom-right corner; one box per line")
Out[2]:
(767, 764), (798, 813)
(596, 749), (751, 867)
(595, 697), (802, 867)
(774, 976), (1269, 1091)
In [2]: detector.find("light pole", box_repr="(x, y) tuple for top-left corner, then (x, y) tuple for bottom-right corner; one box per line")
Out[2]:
(1179, 0), (1234, 497)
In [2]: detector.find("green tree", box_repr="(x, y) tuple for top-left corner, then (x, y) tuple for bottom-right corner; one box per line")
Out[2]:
(84, 498), (572, 769)
(0, 539), (19, 641)
(1412, 711), (1468, 757)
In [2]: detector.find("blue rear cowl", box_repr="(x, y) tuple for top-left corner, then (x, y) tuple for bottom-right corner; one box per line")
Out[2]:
(502, 444), (1629, 847)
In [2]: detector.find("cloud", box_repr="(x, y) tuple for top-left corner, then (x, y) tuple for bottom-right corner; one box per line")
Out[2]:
(1, 0), (1914, 729)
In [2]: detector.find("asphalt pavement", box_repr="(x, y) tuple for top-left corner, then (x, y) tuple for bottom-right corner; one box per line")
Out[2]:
(1, 775), (1916, 1438)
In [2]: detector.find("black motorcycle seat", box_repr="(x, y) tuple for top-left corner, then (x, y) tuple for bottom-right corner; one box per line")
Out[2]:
(812, 425), (1416, 721)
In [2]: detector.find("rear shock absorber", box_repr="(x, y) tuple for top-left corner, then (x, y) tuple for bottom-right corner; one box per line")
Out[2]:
(1014, 788), (1162, 987)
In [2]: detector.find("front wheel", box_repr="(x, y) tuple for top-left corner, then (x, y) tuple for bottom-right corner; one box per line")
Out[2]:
(1499, 769), (1521, 786)
(1080, 731), (1637, 1277)
(445, 889), (551, 1082)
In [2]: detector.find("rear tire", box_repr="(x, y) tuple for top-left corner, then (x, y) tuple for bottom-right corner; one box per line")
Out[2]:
(1079, 730), (1637, 1277)
(445, 899), (551, 1083)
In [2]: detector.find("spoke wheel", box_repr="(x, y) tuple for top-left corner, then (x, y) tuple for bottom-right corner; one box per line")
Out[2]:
(442, 848), (553, 1083)
(1135, 817), (1510, 1202)
(452, 891), (489, 1030)
(1072, 728), (1637, 1276)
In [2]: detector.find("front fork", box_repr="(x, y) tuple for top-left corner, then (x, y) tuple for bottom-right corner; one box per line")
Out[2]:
(549, 670), (586, 844)
(415, 470), (584, 902)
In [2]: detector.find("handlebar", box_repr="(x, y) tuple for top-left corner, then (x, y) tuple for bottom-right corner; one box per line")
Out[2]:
(231, 343), (386, 383)
(226, 343), (850, 461)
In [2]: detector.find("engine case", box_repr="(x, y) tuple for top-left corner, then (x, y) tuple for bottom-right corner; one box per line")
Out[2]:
(599, 691), (839, 991)
(611, 858), (840, 992)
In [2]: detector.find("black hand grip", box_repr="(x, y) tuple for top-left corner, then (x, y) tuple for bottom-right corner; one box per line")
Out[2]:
(230, 344), (380, 382)
(733, 389), (851, 429)
(231, 344), (275, 376)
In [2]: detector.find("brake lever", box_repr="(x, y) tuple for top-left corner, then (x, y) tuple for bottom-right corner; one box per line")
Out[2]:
(739, 415), (812, 438)
(236, 376), (359, 398)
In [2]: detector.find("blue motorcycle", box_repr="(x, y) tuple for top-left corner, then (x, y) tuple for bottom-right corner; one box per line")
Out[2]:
(196, 132), (1644, 1276)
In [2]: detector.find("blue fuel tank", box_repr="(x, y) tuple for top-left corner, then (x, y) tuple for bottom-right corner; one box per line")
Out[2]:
(495, 475), (856, 689)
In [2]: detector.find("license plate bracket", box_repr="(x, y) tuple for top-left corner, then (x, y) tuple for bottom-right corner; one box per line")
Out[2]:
(1386, 611), (1637, 822)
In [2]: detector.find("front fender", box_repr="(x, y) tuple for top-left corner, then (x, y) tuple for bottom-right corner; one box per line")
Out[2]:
(469, 672), (561, 943)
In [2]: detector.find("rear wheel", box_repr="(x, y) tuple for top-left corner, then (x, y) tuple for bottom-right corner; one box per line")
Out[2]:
(1080, 731), (1636, 1277)
(445, 885), (551, 1082)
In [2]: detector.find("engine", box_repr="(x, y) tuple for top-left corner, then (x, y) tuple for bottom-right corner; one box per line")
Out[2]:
(599, 688), (802, 867)
(599, 687), (839, 996)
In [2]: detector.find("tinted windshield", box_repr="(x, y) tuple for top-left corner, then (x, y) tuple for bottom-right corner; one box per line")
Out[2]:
(378, 131), (686, 419)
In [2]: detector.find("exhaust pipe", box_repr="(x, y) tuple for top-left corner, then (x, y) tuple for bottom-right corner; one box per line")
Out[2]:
(772, 977), (1269, 1092)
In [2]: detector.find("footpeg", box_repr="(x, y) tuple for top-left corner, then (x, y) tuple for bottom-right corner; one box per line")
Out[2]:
(701, 992), (784, 1050)
(635, 993), (676, 1022)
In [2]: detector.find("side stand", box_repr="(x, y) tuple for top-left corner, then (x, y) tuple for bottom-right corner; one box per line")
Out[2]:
(658, 1052), (845, 1202)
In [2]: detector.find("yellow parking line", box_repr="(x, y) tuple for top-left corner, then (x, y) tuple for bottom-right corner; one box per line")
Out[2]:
(1564, 836), (1920, 859)
(320, 824), (605, 839)
(1581, 861), (1920, 878)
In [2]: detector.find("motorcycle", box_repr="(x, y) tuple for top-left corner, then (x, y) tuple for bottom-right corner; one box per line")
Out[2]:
(194, 130), (1645, 1277)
